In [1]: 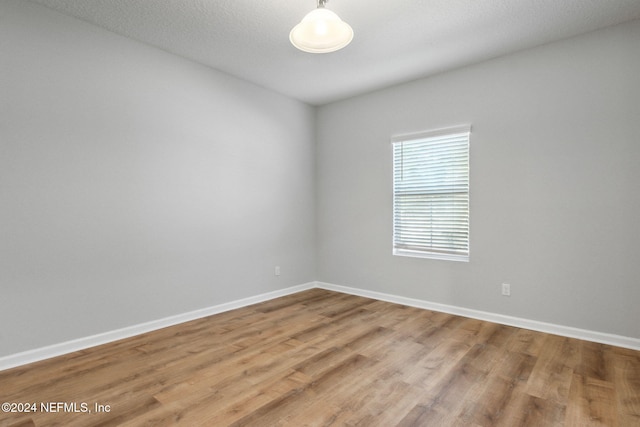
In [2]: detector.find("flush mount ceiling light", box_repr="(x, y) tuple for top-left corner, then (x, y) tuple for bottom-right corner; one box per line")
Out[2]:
(290, 0), (353, 53)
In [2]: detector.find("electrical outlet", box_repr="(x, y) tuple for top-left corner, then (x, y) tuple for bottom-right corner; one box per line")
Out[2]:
(275, 266), (281, 276)
(501, 283), (511, 296)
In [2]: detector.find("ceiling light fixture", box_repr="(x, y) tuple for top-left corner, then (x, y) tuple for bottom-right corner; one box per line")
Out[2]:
(290, 0), (353, 53)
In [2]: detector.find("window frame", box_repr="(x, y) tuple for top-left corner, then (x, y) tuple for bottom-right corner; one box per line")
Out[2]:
(391, 125), (471, 262)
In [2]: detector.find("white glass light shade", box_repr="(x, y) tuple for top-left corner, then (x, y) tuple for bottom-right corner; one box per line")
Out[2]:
(290, 8), (353, 53)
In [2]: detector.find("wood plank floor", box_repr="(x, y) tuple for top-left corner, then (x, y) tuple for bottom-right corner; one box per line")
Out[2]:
(1, 289), (639, 426)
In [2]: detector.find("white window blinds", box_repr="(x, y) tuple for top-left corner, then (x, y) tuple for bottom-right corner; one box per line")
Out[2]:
(392, 126), (470, 262)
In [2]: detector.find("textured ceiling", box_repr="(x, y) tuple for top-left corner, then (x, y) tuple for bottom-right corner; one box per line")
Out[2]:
(28, 0), (640, 105)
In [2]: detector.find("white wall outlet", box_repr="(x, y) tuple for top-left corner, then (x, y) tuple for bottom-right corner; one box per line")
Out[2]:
(501, 283), (511, 296)
(275, 266), (281, 276)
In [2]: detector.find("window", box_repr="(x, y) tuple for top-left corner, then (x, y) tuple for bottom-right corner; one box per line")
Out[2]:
(392, 125), (470, 262)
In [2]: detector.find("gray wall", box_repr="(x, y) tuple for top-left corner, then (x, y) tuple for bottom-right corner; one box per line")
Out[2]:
(0, 0), (316, 357)
(2, 1), (638, 359)
(316, 20), (640, 339)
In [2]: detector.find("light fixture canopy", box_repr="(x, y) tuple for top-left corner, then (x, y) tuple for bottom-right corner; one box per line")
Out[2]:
(290, 0), (353, 53)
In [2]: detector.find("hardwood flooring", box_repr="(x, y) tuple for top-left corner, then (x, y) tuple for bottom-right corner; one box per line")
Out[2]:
(1, 289), (639, 426)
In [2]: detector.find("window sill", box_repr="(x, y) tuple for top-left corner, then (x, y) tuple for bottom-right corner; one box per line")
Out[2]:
(393, 248), (469, 263)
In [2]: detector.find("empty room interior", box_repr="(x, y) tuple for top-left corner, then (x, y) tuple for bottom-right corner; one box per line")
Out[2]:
(1, 0), (640, 425)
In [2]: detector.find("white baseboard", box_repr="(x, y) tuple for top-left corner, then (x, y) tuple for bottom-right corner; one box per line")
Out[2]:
(0, 282), (316, 372)
(315, 281), (640, 351)
(2, 280), (638, 372)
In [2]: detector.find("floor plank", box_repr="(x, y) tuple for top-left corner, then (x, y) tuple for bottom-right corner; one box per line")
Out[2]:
(0, 289), (638, 426)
